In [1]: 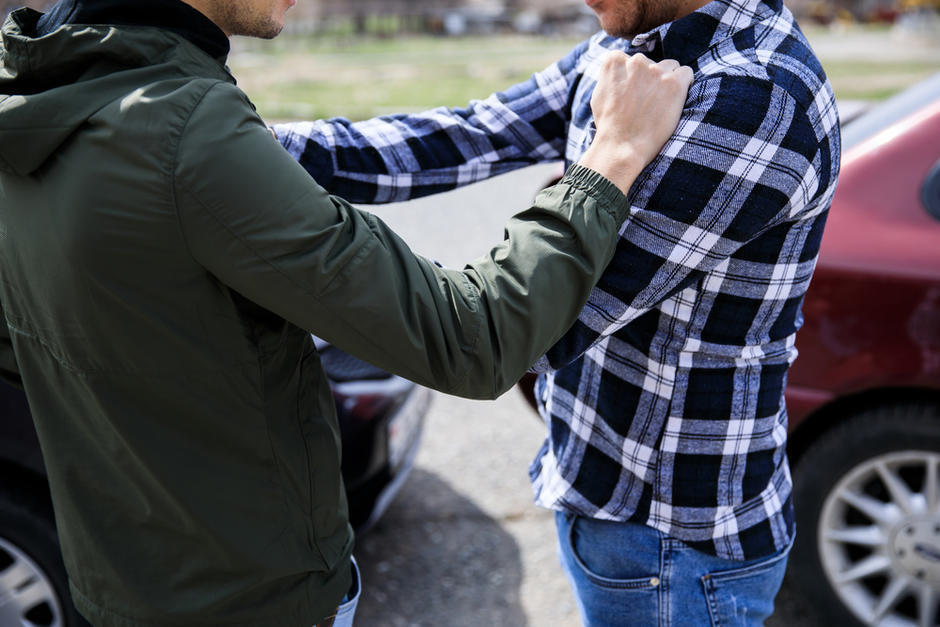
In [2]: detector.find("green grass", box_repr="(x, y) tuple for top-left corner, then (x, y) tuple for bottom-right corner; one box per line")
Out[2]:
(230, 34), (582, 121)
(229, 28), (940, 122)
(819, 60), (939, 100)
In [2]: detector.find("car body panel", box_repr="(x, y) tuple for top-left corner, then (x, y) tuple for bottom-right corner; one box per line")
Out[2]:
(815, 100), (940, 278)
(0, 380), (46, 477)
(785, 76), (940, 429)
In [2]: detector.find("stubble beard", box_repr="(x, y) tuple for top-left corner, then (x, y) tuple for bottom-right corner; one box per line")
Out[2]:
(214, 1), (285, 39)
(600, 0), (681, 38)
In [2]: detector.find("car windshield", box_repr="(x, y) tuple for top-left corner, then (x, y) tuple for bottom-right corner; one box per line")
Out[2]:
(841, 72), (940, 152)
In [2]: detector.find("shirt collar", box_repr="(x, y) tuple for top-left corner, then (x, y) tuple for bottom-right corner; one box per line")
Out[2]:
(627, 0), (781, 67)
(35, 0), (230, 60)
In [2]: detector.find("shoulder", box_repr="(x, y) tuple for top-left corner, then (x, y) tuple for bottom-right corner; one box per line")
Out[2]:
(692, 11), (837, 142)
(181, 79), (253, 121)
(686, 73), (796, 135)
(689, 58), (834, 162)
(171, 80), (277, 196)
(175, 80), (264, 150)
(678, 66), (837, 212)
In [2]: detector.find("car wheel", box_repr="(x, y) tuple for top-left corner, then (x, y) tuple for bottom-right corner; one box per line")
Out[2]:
(790, 403), (940, 627)
(0, 491), (88, 627)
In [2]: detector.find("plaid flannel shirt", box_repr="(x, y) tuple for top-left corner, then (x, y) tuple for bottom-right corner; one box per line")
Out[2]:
(275, 0), (840, 561)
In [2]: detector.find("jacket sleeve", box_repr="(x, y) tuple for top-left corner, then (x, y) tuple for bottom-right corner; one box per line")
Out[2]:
(173, 82), (628, 400)
(271, 38), (593, 204)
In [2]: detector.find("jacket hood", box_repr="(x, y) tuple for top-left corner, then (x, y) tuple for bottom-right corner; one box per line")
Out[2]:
(0, 8), (231, 176)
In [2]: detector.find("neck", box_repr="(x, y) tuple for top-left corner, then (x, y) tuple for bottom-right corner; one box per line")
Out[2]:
(180, 0), (230, 37)
(674, 0), (713, 21)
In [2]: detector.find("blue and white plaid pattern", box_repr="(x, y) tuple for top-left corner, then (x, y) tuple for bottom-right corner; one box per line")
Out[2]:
(276, 0), (840, 561)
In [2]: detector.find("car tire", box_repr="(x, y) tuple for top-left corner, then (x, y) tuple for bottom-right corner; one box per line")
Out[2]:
(789, 403), (940, 627)
(0, 489), (89, 627)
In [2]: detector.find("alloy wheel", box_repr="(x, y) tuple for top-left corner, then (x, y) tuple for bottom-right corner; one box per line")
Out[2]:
(0, 535), (64, 627)
(818, 450), (940, 626)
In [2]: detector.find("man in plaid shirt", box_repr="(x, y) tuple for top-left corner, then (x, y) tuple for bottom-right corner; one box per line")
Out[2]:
(275, 0), (840, 622)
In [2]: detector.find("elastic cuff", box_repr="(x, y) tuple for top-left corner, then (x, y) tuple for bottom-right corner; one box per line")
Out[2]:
(560, 163), (629, 221)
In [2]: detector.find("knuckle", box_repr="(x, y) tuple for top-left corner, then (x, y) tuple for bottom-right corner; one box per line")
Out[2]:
(662, 71), (678, 83)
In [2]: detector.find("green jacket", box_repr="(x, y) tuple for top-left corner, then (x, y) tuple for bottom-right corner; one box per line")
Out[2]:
(0, 8), (630, 626)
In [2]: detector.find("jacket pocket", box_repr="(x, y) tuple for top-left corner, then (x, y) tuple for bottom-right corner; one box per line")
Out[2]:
(296, 347), (349, 570)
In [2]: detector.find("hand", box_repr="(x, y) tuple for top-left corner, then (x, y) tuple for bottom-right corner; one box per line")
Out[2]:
(578, 52), (693, 195)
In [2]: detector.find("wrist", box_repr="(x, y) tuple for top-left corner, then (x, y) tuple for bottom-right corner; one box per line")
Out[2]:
(576, 138), (645, 195)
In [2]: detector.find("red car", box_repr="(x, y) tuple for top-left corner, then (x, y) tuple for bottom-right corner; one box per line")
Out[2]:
(787, 74), (940, 626)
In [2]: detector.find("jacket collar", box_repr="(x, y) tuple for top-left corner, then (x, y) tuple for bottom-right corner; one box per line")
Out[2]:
(36, 0), (229, 60)
(1, 7), (234, 176)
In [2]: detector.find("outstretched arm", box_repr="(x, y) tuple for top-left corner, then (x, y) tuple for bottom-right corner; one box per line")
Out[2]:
(180, 56), (692, 398)
(272, 38), (596, 204)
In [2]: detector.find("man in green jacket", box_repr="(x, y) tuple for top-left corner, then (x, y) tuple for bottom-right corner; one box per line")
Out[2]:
(0, 0), (691, 624)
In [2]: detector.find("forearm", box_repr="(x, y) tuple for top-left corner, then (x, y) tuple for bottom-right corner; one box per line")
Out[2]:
(275, 107), (560, 204)
(274, 68), (574, 204)
(253, 165), (630, 399)
(183, 119), (629, 399)
(180, 84), (649, 399)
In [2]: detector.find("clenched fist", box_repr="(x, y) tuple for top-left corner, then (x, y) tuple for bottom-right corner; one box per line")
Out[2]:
(578, 52), (693, 195)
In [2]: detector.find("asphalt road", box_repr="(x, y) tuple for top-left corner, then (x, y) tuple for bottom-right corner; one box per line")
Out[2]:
(349, 166), (826, 626)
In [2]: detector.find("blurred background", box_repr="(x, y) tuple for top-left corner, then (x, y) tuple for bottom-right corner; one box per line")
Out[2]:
(5, 0), (937, 124)
(233, 0), (940, 122)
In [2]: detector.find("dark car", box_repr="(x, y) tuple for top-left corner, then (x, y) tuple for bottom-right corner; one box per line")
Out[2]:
(785, 74), (940, 626)
(0, 339), (429, 627)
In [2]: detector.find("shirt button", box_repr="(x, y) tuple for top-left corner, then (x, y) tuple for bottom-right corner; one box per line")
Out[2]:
(650, 577), (660, 587)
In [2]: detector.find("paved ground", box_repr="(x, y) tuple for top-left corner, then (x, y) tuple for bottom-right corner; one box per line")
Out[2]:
(353, 391), (579, 626)
(346, 167), (828, 625)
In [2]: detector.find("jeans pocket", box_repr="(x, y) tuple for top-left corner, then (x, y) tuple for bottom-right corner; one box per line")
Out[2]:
(567, 515), (663, 589)
(560, 514), (663, 626)
(701, 541), (791, 627)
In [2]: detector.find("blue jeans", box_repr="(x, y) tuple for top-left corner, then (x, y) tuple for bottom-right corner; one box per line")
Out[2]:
(555, 513), (791, 626)
(318, 557), (361, 627)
